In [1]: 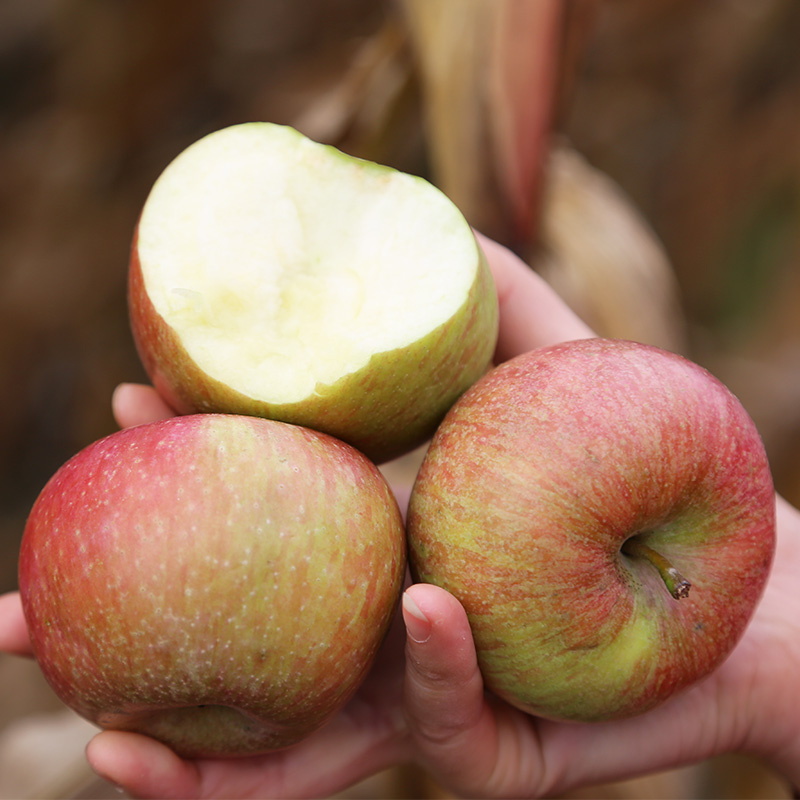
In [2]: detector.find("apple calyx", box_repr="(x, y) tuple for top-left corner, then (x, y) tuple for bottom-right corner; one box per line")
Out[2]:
(621, 537), (691, 600)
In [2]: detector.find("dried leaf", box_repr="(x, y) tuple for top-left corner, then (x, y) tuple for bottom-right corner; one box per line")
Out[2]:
(401, 0), (493, 225)
(486, 0), (562, 244)
(535, 144), (686, 352)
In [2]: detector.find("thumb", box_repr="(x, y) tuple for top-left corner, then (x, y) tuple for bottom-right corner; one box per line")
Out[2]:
(401, 583), (502, 793)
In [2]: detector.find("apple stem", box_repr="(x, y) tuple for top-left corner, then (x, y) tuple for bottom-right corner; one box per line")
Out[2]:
(622, 538), (691, 600)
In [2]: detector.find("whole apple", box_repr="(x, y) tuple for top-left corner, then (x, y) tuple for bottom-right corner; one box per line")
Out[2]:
(129, 122), (499, 464)
(19, 414), (406, 758)
(407, 338), (776, 722)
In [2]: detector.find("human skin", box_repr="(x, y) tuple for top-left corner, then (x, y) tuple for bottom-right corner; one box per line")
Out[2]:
(1, 234), (798, 798)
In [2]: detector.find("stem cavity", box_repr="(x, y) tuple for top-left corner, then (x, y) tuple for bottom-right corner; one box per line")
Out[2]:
(622, 538), (691, 600)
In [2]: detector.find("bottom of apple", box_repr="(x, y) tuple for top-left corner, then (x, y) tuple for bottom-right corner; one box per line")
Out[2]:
(96, 703), (313, 758)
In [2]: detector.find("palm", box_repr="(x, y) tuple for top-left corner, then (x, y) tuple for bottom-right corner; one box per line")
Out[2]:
(2, 239), (798, 797)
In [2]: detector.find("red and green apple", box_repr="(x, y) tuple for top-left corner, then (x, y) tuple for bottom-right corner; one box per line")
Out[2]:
(407, 338), (776, 722)
(18, 413), (406, 757)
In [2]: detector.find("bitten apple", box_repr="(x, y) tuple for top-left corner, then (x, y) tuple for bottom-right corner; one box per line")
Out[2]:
(129, 122), (499, 463)
(19, 414), (406, 758)
(408, 338), (775, 722)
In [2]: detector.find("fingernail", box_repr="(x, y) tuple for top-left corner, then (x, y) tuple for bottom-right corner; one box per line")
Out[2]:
(402, 590), (432, 644)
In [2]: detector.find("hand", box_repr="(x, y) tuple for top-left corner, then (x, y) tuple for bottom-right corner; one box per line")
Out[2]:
(0, 233), (592, 797)
(3, 235), (798, 797)
(398, 236), (800, 797)
(402, 503), (800, 797)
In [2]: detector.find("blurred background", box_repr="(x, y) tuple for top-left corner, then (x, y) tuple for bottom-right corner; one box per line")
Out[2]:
(1, 0), (798, 797)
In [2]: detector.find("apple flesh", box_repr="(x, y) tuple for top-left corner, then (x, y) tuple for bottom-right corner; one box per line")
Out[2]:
(18, 414), (406, 758)
(129, 122), (499, 464)
(407, 338), (776, 722)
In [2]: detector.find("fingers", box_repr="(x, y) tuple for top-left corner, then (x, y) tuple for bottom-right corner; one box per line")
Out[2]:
(399, 581), (732, 799)
(112, 383), (176, 429)
(475, 232), (595, 362)
(87, 731), (201, 799)
(0, 592), (33, 657)
(87, 704), (411, 800)
(401, 584), (504, 794)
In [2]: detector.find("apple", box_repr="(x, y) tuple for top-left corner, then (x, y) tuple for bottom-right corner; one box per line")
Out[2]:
(129, 122), (499, 464)
(407, 338), (776, 722)
(18, 414), (406, 758)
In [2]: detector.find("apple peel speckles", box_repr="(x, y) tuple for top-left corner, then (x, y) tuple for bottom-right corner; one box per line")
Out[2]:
(19, 414), (406, 758)
(408, 339), (775, 723)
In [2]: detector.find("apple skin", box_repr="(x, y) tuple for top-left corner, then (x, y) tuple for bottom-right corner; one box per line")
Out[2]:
(407, 338), (776, 722)
(18, 414), (406, 758)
